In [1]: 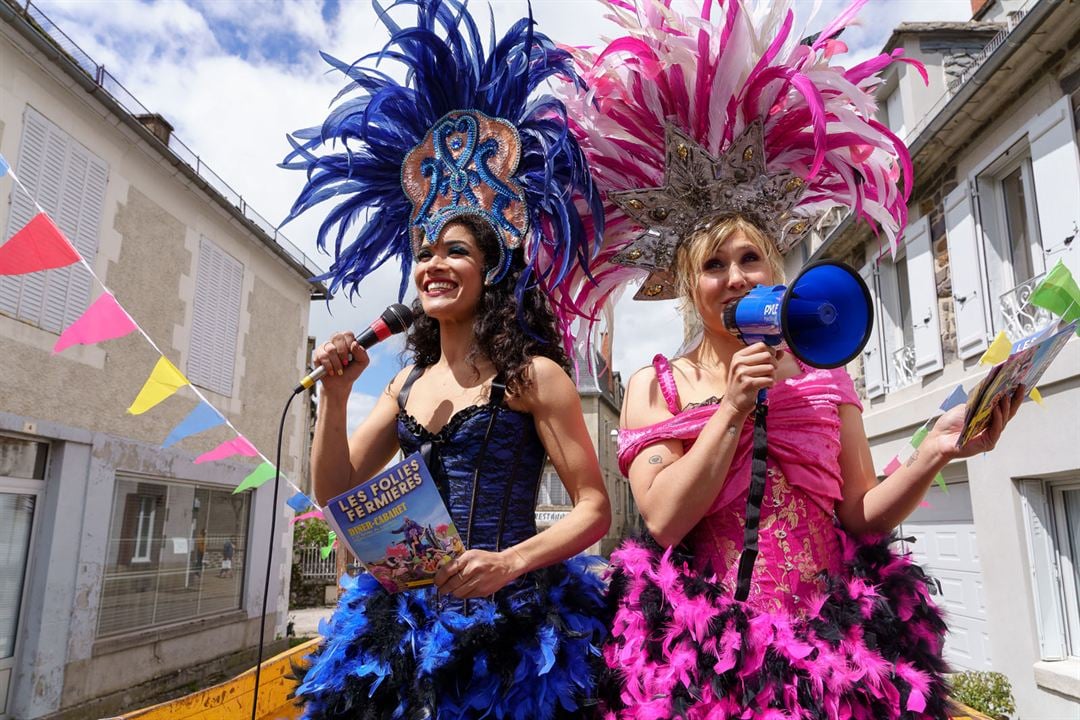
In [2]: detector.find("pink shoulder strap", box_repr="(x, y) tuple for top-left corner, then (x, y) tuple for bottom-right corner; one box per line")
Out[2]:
(652, 354), (682, 414)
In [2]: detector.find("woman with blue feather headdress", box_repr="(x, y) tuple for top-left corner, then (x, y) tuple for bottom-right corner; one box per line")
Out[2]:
(284, 1), (612, 718)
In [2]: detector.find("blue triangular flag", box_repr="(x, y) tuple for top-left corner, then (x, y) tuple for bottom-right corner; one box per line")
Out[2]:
(163, 403), (225, 448)
(939, 384), (968, 412)
(286, 491), (314, 513)
(0, 153), (9, 178)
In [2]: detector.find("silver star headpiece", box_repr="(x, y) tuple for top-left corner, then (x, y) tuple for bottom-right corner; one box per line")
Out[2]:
(609, 121), (820, 301)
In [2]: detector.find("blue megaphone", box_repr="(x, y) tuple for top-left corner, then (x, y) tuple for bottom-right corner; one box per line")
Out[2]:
(721, 260), (873, 368)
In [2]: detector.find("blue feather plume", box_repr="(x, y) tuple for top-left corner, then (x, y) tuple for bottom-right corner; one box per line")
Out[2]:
(281, 0), (602, 309)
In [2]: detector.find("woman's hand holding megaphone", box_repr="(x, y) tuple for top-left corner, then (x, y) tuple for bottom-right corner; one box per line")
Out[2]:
(723, 342), (782, 415)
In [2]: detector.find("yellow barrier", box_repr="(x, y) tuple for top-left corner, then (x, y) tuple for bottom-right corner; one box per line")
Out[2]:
(110, 638), (318, 720)
(111, 637), (994, 720)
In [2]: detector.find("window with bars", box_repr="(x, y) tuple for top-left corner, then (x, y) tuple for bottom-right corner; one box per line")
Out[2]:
(187, 237), (243, 396)
(0, 107), (108, 332)
(98, 477), (250, 637)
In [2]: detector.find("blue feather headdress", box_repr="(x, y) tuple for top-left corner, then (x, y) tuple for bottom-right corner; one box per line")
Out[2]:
(281, 0), (603, 331)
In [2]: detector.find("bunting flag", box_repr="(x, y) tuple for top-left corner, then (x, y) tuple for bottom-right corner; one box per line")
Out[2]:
(127, 356), (189, 415)
(980, 331), (1012, 366)
(882, 456), (901, 476)
(291, 509), (325, 526)
(162, 402), (225, 448)
(1030, 387), (1044, 405)
(53, 292), (137, 353)
(1030, 260), (1080, 332)
(320, 531), (337, 559)
(0, 152), (9, 178)
(940, 384), (968, 412)
(286, 491), (314, 514)
(233, 461), (277, 494)
(194, 435), (258, 464)
(0, 213), (81, 275)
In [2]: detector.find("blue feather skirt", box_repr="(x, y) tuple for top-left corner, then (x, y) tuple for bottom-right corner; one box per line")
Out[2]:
(294, 556), (610, 720)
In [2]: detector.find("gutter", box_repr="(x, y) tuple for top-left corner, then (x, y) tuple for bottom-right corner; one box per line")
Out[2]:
(0, 1), (328, 300)
(810, 0), (1059, 262)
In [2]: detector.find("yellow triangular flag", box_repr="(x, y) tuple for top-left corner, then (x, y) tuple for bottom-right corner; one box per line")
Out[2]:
(979, 331), (1011, 366)
(1029, 387), (1044, 405)
(127, 356), (189, 415)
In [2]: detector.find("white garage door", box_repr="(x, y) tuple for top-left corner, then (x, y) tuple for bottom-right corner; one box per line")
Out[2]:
(899, 481), (993, 672)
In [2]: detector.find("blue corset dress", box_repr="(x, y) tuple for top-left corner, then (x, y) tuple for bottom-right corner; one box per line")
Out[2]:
(296, 382), (609, 720)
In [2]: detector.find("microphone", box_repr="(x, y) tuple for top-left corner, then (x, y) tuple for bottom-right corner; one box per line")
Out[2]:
(294, 303), (414, 394)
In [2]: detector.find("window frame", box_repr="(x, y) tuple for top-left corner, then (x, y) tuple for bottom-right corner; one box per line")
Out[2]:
(976, 146), (1046, 335)
(1050, 479), (1080, 657)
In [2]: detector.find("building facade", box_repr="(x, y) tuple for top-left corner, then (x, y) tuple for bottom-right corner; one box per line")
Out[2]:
(536, 338), (639, 556)
(805, 1), (1080, 716)
(0, 2), (323, 718)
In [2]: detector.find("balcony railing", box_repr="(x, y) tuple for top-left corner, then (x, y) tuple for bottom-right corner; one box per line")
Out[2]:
(11, 0), (324, 280)
(890, 343), (917, 390)
(999, 273), (1054, 340)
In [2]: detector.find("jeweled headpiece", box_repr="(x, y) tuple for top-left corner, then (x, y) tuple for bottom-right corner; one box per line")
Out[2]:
(282, 0), (602, 338)
(559, 0), (924, 302)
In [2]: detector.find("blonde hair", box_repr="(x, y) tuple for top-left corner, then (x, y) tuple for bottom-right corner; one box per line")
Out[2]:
(674, 215), (785, 313)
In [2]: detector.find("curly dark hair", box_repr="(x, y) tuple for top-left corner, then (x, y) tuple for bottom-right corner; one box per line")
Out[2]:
(404, 216), (570, 397)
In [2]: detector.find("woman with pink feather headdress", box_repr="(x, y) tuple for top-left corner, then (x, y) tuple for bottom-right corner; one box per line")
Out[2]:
(557, 1), (1026, 718)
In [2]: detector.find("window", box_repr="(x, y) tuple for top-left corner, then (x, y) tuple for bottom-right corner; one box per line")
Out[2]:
(876, 250), (917, 390)
(1053, 482), (1080, 656)
(1021, 477), (1080, 660)
(977, 152), (1047, 337)
(537, 468), (571, 507)
(98, 477), (250, 637)
(187, 237), (244, 396)
(0, 107), (108, 332)
(860, 214), (941, 399)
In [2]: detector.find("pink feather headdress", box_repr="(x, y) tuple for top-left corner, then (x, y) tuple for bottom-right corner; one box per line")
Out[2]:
(559, 0), (925, 313)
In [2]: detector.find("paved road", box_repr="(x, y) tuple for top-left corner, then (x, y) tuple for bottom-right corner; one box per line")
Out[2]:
(289, 606), (334, 638)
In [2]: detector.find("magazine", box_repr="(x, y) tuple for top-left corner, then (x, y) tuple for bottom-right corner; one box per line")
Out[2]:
(323, 452), (463, 593)
(957, 320), (1077, 447)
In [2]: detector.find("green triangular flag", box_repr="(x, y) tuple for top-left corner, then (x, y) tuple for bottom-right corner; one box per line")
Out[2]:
(233, 461), (276, 494)
(320, 532), (337, 559)
(1030, 260), (1080, 334)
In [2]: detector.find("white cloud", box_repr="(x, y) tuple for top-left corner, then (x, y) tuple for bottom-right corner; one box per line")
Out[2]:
(345, 388), (379, 435)
(31, 0), (977, 385)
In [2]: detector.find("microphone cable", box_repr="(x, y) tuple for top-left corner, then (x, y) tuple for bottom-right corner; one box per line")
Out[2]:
(250, 391), (297, 720)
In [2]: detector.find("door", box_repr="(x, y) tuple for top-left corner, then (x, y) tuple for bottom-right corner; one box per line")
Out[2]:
(0, 437), (47, 719)
(899, 481), (993, 671)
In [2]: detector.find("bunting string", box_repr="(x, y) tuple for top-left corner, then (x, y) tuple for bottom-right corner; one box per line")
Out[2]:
(0, 153), (318, 510)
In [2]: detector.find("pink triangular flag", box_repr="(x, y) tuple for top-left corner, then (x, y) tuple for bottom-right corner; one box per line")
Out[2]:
(0, 213), (81, 275)
(195, 436), (258, 464)
(53, 292), (137, 353)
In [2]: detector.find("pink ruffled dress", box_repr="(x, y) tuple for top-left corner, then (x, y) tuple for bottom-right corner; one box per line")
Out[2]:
(600, 355), (951, 720)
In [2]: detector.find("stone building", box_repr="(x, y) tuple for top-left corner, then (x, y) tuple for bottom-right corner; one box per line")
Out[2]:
(0, 2), (324, 717)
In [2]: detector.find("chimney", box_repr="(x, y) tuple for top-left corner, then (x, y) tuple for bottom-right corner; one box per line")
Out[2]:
(135, 113), (174, 146)
(970, 0), (990, 18)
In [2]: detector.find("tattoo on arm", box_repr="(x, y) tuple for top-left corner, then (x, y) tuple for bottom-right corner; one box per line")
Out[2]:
(904, 449), (919, 468)
(648, 454), (664, 465)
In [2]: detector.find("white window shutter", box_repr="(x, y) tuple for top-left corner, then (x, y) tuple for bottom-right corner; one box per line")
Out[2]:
(860, 262), (886, 399)
(905, 215), (943, 376)
(1019, 479), (1066, 660)
(1029, 96), (1080, 281)
(188, 238), (242, 396)
(944, 182), (989, 359)
(1, 108), (106, 331)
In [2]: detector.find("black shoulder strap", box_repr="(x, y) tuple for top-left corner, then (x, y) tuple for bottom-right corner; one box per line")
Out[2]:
(734, 396), (769, 602)
(397, 365), (425, 411)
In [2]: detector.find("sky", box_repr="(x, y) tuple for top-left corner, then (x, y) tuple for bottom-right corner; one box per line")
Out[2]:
(29, 0), (974, 432)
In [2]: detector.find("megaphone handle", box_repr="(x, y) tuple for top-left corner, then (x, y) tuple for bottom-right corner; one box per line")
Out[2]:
(734, 389), (769, 602)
